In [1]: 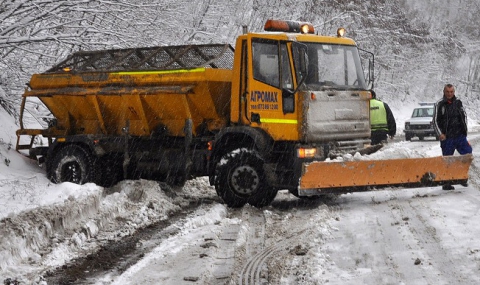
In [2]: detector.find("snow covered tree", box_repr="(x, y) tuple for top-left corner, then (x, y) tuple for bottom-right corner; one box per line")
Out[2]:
(0, 0), (478, 122)
(0, 0), (192, 116)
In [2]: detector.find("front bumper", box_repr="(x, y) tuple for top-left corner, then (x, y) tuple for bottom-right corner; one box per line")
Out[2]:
(404, 129), (436, 136)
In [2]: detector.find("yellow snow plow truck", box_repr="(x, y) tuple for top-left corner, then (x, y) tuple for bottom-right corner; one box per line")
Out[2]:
(16, 20), (472, 207)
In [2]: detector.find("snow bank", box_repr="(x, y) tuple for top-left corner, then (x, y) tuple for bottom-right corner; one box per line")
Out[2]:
(0, 184), (103, 270)
(329, 140), (444, 163)
(0, 177), (215, 282)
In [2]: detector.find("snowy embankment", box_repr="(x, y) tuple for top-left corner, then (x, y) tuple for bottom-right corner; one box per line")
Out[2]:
(0, 138), (215, 282)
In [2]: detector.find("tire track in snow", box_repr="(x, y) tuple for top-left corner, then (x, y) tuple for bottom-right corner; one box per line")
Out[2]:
(233, 206), (268, 285)
(322, 197), (414, 284)
(390, 191), (480, 285)
(234, 203), (312, 285)
(319, 190), (477, 285)
(238, 228), (308, 285)
(238, 239), (286, 285)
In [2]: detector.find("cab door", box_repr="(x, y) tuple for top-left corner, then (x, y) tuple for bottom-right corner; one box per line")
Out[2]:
(246, 38), (299, 141)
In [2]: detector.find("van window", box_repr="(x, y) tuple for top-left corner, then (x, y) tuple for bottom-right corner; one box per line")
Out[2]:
(413, 108), (433, 117)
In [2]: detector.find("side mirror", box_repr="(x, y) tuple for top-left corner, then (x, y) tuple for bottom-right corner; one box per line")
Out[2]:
(282, 89), (295, 114)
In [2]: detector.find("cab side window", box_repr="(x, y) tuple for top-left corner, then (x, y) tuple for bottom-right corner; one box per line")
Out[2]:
(280, 44), (293, 89)
(252, 40), (279, 87)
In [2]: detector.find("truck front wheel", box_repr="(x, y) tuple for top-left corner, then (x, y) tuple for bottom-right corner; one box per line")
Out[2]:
(214, 149), (277, 208)
(48, 145), (98, 185)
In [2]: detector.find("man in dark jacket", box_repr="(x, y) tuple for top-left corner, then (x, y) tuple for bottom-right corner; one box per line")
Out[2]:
(434, 83), (472, 190)
(370, 90), (396, 145)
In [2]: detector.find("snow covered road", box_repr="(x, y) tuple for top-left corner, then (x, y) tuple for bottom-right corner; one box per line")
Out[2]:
(2, 133), (480, 284)
(89, 184), (480, 285)
(95, 134), (480, 285)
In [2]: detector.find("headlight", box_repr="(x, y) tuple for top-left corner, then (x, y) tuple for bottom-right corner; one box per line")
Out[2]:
(405, 122), (410, 130)
(297, 147), (317, 158)
(337, 27), (346, 37)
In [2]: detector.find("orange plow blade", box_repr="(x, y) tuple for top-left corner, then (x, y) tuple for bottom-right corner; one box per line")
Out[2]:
(298, 154), (473, 196)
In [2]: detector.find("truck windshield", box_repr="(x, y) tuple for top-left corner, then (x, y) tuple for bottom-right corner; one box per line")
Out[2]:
(301, 43), (366, 90)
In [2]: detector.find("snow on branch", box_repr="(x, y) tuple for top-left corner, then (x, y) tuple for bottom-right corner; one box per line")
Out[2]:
(0, 0), (170, 49)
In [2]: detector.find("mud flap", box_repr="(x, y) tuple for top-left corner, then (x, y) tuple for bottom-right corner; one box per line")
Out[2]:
(298, 154), (473, 196)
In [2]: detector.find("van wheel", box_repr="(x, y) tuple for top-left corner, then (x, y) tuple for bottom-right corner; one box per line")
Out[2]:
(214, 148), (277, 208)
(48, 145), (98, 185)
(405, 134), (412, 141)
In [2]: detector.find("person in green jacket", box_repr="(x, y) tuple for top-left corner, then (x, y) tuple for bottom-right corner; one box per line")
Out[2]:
(370, 90), (397, 145)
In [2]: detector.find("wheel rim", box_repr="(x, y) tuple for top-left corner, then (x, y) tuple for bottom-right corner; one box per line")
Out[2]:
(61, 161), (83, 183)
(230, 165), (260, 195)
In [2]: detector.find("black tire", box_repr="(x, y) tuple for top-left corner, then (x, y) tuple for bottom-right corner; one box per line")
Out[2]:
(214, 148), (277, 208)
(48, 144), (98, 185)
(418, 135), (424, 141)
(405, 134), (412, 141)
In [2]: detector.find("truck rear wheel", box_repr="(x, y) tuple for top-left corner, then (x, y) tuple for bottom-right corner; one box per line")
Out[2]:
(214, 149), (277, 208)
(48, 145), (98, 185)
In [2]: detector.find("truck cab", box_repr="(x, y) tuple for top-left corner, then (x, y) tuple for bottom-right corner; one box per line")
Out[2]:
(229, 20), (373, 154)
(209, 20), (375, 204)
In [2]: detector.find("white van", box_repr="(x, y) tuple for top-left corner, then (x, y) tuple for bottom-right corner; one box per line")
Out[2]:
(404, 103), (438, 141)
